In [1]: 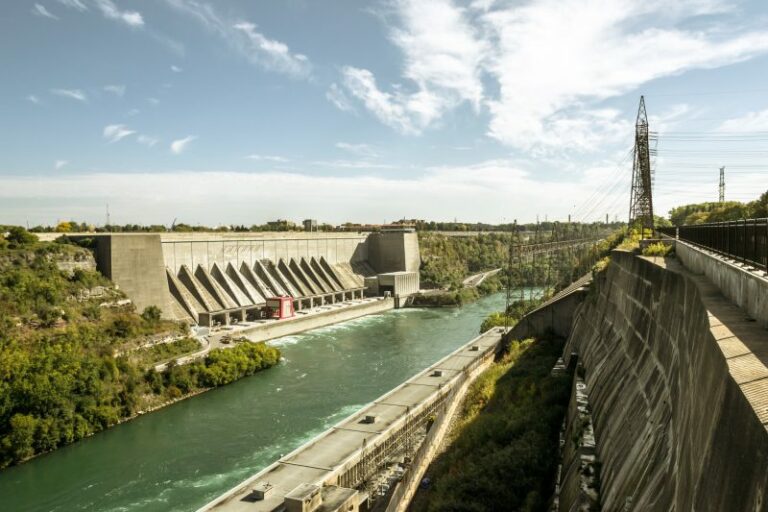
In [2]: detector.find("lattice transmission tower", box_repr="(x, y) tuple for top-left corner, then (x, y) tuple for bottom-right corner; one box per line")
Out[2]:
(719, 166), (725, 203)
(628, 96), (656, 236)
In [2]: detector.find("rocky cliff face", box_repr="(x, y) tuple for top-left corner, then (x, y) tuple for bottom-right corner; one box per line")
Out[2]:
(563, 250), (768, 511)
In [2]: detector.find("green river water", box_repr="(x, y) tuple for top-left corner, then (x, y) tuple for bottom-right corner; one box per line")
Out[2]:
(0, 293), (508, 512)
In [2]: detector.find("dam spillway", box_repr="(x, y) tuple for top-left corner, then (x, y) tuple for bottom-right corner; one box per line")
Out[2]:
(43, 230), (422, 325)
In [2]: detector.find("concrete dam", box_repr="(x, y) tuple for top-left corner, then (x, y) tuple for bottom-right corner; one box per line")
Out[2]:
(53, 230), (421, 326)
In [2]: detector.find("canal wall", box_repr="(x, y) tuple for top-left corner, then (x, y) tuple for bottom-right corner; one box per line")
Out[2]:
(560, 250), (768, 511)
(506, 273), (592, 343)
(198, 329), (504, 512)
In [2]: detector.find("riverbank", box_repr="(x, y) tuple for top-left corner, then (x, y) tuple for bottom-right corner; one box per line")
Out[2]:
(410, 273), (504, 307)
(0, 292), (508, 512)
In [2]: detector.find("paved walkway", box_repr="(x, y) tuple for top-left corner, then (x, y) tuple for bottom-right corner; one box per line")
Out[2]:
(648, 256), (768, 428)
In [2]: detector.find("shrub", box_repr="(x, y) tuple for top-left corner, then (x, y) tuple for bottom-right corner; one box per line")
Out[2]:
(642, 242), (674, 257)
(141, 305), (162, 323)
(108, 315), (140, 338)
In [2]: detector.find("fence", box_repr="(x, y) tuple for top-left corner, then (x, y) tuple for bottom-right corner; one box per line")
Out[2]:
(659, 218), (768, 272)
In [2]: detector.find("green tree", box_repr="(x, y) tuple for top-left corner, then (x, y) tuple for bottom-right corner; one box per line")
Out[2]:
(5, 227), (38, 248)
(5, 414), (39, 462)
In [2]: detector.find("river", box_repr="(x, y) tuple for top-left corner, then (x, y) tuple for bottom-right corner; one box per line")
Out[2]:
(0, 292), (508, 512)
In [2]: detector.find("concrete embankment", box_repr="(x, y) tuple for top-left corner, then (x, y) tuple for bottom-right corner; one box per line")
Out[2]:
(238, 297), (394, 341)
(155, 298), (395, 370)
(197, 328), (504, 512)
(561, 250), (768, 511)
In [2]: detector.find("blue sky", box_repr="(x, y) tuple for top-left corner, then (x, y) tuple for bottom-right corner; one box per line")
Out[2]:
(2, 0), (768, 226)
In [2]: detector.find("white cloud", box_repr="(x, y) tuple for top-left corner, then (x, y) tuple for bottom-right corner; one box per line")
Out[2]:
(54, 160), (68, 170)
(137, 135), (159, 147)
(245, 154), (289, 162)
(0, 161), (635, 224)
(326, 83), (355, 113)
(27, 95), (41, 104)
(311, 160), (396, 170)
(32, 4), (59, 19)
(50, 88), (87, 102)
(127, 108), (140, 116)
(337, 0), (768, 152)
(171, 65), (183, 72)
(57, 0), (87, 10)
(337, 0), (485, 134)
(232, 22), (311, 78)
(94, 0), (143, 27)
(341, 67), (422, 135)
(147, 97), (160, 105)
(170, 136), (196, 154)
(717, 109), (768, 132)
(166, 0), (311, 78)
(480, 0), (768, 150)
(103, 84), (126, 97)
(103, 124), (136, 143)
(335, 142), (378, 158)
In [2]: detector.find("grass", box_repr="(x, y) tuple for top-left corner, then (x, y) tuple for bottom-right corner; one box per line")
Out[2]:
(413, 336), (572, 512)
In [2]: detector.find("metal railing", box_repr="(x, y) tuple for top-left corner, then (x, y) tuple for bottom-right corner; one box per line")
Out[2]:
(659, 218), (768, 272)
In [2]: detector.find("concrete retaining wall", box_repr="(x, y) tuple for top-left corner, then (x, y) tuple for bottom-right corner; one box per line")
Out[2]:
(676, 241), (768, 329)
(367, 231), (421, 273)
(93, 234), (177, 316)
(562, 250), (768, 511)
(508, 289), (587, 342)
(507, 274), (592, 343)
(243, 298), (394, 342)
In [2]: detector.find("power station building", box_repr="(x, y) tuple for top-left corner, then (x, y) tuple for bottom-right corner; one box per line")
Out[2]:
(48, 229), (420, 325)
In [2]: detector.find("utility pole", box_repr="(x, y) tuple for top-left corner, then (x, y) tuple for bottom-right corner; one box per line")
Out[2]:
(628, 96), (655, 238)
(719, 166), (725, 203)
(106, 203), (111, 231)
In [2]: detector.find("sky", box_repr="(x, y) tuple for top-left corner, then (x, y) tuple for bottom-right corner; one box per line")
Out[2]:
(1, 0), (768, 227)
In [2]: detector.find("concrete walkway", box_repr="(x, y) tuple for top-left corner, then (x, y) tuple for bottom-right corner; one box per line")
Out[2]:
(649, 256), (768, 428)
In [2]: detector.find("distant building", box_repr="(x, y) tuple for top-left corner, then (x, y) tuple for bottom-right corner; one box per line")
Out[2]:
(303, 219), (318, 232)
(266, 219), (296, 231)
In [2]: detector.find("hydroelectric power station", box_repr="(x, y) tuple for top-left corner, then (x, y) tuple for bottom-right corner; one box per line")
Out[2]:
(41, 229), (421, 331)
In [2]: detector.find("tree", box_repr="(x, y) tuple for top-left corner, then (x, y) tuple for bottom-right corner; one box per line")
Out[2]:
(55, 221), (73, 233)
(5, 227), (38, 248)
(5, 414), (39, 462)
(751, 190), (768, 218)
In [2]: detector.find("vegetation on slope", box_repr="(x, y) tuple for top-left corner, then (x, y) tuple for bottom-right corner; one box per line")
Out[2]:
(479, 298), (544, 333)
(412, 336), (571, 512)
(0, 229), (280, 468)
(667, 189), (767, 226)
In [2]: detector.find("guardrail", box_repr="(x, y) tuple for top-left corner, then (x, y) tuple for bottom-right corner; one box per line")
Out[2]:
(659, 218), (768, 272)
